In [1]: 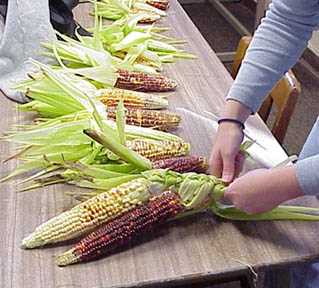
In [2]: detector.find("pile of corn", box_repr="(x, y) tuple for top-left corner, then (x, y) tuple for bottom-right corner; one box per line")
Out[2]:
(4, 0), (319, 270)
(1, 61), (208, 193)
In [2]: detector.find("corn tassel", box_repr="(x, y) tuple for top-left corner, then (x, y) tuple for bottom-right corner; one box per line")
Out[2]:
(56, 191), (183, 266)
(115, 69), (177, 92)
(152, 156), (208, 173)
(97, 88), (168, 110)
(126, 139), (190, 161)
(107, 107), (181, 130)
(21, 178), (150, 249)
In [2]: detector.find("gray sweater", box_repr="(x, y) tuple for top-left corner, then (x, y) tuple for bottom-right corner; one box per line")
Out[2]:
(226, 0), (319, 195)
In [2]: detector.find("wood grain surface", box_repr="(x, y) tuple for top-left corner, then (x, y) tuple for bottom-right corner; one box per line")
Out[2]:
(1, 1), (319, 288)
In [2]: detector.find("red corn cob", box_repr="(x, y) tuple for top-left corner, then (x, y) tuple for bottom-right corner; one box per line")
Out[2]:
(146, 0), (169, 10)
(107, 107), (181, 131)
(115, 69), (177, 92)
(152, 156), (208, 173)
(56, 191), (184, 266)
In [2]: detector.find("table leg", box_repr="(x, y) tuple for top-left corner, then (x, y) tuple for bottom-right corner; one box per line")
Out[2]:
(239, 275), (255, 288)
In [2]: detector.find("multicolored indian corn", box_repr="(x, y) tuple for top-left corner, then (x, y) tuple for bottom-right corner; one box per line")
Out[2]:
(152, 156), (208, 173)
(97, 88), (168, 110)
(21, 178), (150, 249)
(146, 0), (169, 10)
(56, 191), (183, 266)
(126, 139), (190, 161)
(134, 11), (161, 23)
(107, 107), (181, 131)
(115, 69), (177, 92)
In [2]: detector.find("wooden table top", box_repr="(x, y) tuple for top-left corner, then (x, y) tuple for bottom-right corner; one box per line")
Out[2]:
(2, 1), (319, 288)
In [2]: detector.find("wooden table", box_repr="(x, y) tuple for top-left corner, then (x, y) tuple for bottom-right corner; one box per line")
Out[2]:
(2, 1), (319, 288)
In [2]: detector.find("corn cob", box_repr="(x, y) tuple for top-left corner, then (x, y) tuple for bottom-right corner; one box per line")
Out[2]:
(145, 0), (169, 10)
(56, 191), (183, 266)
(97, 88), (168, 110)
(132, 11), (161, 23)
(21, 178), (150, 249)
(115, 69), (177, 92)
(107, 107), (181, 131)
(126, 139), (190, 161)
(152, 156), (208, 173)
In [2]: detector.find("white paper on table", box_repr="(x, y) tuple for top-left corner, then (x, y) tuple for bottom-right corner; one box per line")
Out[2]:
(176, 108), (290, 170)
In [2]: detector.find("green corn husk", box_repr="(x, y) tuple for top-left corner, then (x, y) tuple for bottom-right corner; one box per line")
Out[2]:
(1, 62), (185, 188)
(210, 202), (319, 221)
(42, 9), (194, 73)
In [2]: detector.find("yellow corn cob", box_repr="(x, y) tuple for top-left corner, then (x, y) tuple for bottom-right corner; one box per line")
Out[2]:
(21, 178), (150, 249)
(97, 88), (168, 110)
(107, 107), (181, 131)
(126, 139), (190, 161)
(116, 69), (177, 92)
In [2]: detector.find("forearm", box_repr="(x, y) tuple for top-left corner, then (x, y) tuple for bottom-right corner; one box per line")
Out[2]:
(226, 0), (319, 113)
(220, 100), (251, 122)
(269, 165), (304, 202)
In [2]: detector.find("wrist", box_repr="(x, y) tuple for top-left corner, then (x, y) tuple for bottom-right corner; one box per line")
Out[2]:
(221, 100), (251, 123)
(218, 118), (245, 130)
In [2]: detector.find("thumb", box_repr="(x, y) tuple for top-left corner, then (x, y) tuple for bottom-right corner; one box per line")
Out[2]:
(220, 186), (234, 205)
(222, 155), (236, 183)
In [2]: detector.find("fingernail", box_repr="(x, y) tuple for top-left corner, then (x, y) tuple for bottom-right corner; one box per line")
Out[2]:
(222, 173), (232, 182)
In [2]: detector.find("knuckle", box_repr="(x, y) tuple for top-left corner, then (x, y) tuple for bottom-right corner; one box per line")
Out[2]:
(222, 150), (235, 159)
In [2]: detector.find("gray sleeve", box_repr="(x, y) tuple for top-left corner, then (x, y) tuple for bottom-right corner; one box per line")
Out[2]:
(296, 155), (319, 196)
(226, 0), (319, 113)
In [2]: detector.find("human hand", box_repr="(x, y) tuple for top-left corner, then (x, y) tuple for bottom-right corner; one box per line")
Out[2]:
(223, 166), (304, 214)
(210, 122), (245, 182)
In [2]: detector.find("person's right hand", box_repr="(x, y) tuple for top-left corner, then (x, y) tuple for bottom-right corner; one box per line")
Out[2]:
(209, 122), (245, 182)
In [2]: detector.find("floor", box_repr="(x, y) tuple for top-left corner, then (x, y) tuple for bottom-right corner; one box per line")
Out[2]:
(181, 1), (319, 287)
(182, 0), (319, 156)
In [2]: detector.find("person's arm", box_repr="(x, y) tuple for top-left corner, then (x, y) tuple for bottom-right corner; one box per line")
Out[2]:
(210, 0), (319, 181)
(222, 120), (319, 214)
(296, 155), (319, 196)
(227, 0), (319, 112)
(223, 166), (304, 214)
(223, 155), (319, 215)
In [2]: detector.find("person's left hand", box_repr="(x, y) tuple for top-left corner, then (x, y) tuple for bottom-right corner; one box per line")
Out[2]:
(223, 167), (304, 214)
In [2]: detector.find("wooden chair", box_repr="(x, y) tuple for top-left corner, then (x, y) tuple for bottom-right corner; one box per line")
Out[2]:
(231, 36), (301, 144)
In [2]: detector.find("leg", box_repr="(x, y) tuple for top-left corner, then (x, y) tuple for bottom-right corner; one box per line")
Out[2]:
(290, 261), (319, 288)
(0, 0), (55, 102)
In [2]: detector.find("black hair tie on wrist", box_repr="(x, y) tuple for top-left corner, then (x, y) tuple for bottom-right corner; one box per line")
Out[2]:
(217, 118), (245, 130)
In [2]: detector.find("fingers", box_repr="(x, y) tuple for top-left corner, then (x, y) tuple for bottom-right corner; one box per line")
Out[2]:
(210, 152), (223, 178)
(234, 152), (245, 178)
(210, 151), (245, 181)
(221, 152), (236, 183)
